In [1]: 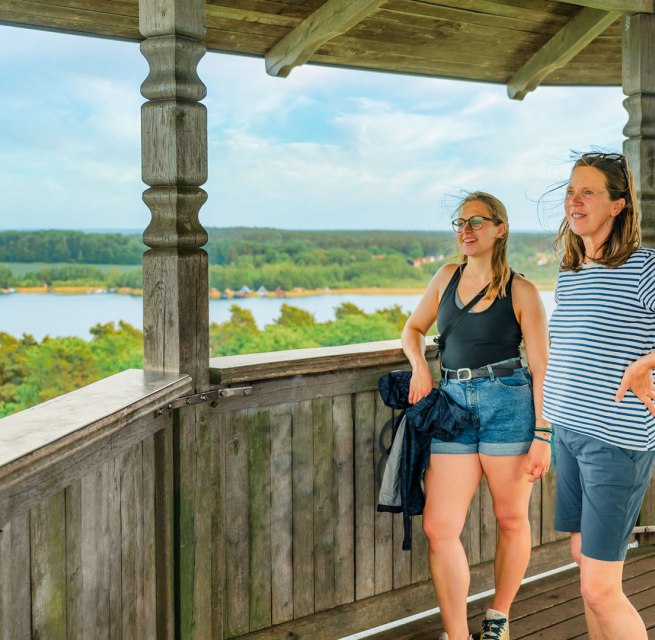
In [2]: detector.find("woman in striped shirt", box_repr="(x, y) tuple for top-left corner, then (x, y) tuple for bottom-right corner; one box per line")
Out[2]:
(544, 152), (655, 640)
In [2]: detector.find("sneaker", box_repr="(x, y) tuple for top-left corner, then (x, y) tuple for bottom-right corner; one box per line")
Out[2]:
(480, 608), (509, 639)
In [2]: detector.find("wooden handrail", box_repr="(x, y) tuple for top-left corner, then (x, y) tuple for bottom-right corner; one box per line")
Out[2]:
(0, 369), (191, 527)
(210, 337), (438, 384)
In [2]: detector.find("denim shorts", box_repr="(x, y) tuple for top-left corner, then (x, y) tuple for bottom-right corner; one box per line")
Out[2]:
(555, 427), (655, 562)
(430, 362), (535, 456)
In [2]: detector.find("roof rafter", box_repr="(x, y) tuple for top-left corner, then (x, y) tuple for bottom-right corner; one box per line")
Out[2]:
(265, 0), (386, 78)
(556, 0), (654, 12)
(507, 7), (620, 100)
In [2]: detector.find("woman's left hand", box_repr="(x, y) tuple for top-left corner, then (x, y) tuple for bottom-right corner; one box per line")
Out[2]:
(524, 439), (551, 482)
(615, 360), (655, 416)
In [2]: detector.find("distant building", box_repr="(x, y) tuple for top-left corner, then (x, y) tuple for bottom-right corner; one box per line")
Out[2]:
(407, 256), (438, 268)
(236, 285), (252, 298)
(274, 287), (285, 297)
(256, 286), (268, 296)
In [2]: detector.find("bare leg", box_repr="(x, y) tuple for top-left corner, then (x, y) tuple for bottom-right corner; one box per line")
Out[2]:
(580, 554), (647, 640)
(569, 532), (603, 640)
(479, 453), (533, 616)
(423, 453), (482, 640)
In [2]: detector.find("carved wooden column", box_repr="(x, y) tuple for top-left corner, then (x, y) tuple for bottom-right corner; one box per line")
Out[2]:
(139, 1), (218, 638)
(623, 13), (655, 247)
(624, 12), (655, 544)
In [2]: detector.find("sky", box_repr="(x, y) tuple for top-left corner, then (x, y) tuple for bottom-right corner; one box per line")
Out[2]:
(0, 24), (626, 232)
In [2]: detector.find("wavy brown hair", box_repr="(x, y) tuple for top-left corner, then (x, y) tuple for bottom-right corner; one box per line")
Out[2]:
(556, 152), (640, 271)
(456, 191), (511, 300)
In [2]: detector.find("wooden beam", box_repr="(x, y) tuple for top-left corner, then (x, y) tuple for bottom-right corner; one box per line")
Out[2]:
(508, 7), (620, 100)
(556, 0), (654, 12)
(265, 0), (386, 78)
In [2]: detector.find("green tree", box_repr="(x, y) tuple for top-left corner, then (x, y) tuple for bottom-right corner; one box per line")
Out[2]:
(274, 304), (316, 327)
(334, 302), (365, 319)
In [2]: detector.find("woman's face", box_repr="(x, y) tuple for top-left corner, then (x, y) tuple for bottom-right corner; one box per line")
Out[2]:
(456, 200), (506, 258)
(565, 166), (625, 242)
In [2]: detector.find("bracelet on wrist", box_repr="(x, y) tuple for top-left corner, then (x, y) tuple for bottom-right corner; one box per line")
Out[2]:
(533, 434), (552, 443)
(534, 427), (553, 433)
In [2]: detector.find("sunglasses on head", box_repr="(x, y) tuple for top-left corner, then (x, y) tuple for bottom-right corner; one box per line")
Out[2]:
(580, 152), (630, 186)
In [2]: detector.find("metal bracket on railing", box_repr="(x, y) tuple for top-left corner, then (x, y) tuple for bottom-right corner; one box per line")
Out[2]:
(156, 386), (253, 415)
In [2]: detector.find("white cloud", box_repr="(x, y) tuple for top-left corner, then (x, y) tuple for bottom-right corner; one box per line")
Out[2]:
(0, 25), (629, 232)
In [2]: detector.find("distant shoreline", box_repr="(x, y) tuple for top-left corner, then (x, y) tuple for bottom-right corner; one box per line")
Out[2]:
(4, 283), (556, 296)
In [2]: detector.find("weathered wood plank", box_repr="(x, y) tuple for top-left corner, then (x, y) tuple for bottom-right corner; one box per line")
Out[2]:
(249, 408), (273, 631)
(233, 539), (573, 640)
(225, 409), (251, 637)
(313, 396), (335, 612)
(269, 404), (293, 624)
(507, 7), (620, 99)
(154, 426), (175, 640)
(333, 394), (355, 606)
(119, 445), (140, 640)
(292, 400), (315, 618)
(393, 511), (412, 589)
(462, 484), (479, 567)
(354, 391), (376, 601)
(65, 480), (83, 639)
(211, 409), (227, 639)
(0, 512), (31, 640)
(209, 339), (436, 385)
(31, 492), (67, 640)
(374, 393), (393, 595)
(108, 457), (122, 640)
(479, 475), (496, 563)
(80, 466), (111, 640)
(623, 12), (655, 250)
(265, 0), (386, 77)
(141, 435), (157, 640)
(558, 0), (654, 12)
(0, 370), (190, 529)
(529, 477), (542, 548)
(411, 514), (429, 584)
(184, 404), (215, 640)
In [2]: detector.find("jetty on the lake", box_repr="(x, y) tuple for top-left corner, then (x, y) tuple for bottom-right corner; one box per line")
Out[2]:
(1, 2), (655, 639)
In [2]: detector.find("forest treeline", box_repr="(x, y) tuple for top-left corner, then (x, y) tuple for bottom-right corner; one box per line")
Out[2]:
(0, 228), (559, 289)
(0, 303), (409, 417)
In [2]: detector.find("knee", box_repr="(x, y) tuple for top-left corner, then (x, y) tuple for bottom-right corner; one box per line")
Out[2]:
(422, 515), (464, 548)
(495, 509), (529, 536)
(580, 575), (617, 611)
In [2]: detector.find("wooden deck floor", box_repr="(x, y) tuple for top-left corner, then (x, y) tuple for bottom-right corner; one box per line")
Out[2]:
(372, 546), (655, 640)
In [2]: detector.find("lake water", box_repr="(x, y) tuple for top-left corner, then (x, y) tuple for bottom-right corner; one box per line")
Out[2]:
(0, 291), (557, 340)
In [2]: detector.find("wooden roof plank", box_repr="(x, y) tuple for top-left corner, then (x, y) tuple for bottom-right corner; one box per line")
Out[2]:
(556, 0), (654, 13)
(264, 0), (387, 77)
(507, 6), (620, 100)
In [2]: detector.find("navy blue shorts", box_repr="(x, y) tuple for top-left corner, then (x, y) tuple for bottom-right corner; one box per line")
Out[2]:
(430, 362), (535, 456)
(555, 427), (655, 562)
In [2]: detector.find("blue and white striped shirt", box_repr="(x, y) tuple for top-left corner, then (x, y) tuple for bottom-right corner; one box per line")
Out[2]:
(543, 248), (655, 450)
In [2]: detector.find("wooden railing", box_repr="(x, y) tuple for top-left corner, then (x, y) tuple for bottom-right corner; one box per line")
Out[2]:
(0, 341), (618, 639)
(0, 369), (191, 640)
(206, 340), (571, 640)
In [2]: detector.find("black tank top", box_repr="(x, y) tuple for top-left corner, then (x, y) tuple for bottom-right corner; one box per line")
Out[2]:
(436, 266), (522, 370)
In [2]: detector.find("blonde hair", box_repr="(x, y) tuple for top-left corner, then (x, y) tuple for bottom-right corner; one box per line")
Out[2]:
(456, 191), (511, 300)
(556, 152), (640, 271)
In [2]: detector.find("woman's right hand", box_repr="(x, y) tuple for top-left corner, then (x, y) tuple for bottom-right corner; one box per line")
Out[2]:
(408, 361), (435, 405)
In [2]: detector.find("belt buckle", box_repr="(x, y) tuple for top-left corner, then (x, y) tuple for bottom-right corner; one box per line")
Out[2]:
(456, 367), (472, 381)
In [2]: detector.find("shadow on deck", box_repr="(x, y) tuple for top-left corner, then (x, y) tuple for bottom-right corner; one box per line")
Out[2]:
(372, 547), (655, 640)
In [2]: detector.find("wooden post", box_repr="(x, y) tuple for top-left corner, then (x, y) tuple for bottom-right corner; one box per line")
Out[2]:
(623, 13), (655, 247)
(139, 1), (218, 638)
(623, 12), (655, 544)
